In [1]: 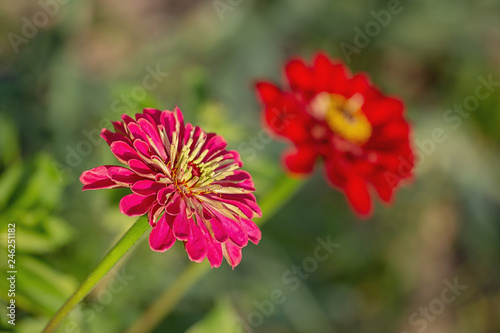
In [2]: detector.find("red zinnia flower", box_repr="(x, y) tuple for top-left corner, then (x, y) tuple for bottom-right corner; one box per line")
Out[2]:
(255, 53), (414, 217)
(80, 108), (262, 268)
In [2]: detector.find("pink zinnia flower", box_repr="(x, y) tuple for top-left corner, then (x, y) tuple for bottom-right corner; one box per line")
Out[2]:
(80, 108), (262, 268)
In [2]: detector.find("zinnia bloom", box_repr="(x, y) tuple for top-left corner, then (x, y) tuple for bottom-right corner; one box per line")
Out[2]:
(80, 107), (262, 268)
(255, 53), (414, 217)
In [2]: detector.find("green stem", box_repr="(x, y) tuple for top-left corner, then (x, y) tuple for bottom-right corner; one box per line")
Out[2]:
(124, 174), (305, 333)
(42, 216), (150, 333)
(124, 263), (209, 333)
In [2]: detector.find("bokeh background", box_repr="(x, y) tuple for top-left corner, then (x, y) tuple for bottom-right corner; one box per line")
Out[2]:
(1, 0), (500, 332)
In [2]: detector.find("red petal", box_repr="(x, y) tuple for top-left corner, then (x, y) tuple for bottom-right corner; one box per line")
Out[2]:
(329, 63), (350, 95)
(283, 146), (317, 174)
(323, 157), (348, 189)
(255, 81), (283, 105)
(285, 58), (314, 92)
(264, 103), (310, 143)
(379, 121), (410, 141)
(364, 97), (404, 127)
(344, 177), (372, 218)
(346, 73), (381, 101)
(313, 53), (333, 92)
(371, 174), (395, 204)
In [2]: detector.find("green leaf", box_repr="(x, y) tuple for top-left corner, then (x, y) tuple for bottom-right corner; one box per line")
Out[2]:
(0, 256), (78, 316)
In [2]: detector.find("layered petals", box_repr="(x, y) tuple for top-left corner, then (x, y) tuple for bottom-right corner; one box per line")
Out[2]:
(80, 165), (120, 190)
(255, 52), (414, 217)
(80, 107), (262, 267)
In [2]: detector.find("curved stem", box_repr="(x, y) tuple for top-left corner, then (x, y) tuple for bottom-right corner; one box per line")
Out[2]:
(42, 216), (150, 333)
(124, 263), (209, 333)
(124, 174), (305, 333)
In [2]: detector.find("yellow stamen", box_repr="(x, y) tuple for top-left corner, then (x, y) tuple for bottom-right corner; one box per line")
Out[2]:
(311, 92), (372, 145)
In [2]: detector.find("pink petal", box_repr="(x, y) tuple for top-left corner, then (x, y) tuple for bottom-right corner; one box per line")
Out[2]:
(143, 108), (163, 124)
(149, 213), (176, 252)
(228, 150), (243, 167)
(166, 193), (182, 215)
(112, 121), (126, 134)
(108, 166), (142, 185)
(185, 218), (208, 262)
(206, 236), (223, 268)
(160, 110), (176, 142)
(157, 185), (175, 205)
(110, 141), (140, 163)
(121, 114), (135, 125)
(101, 129), (130, 146)
(215, 170), (255, 191)
(137, 118), (168, 160)
(133, 139), (152, 158)
(203, 135), (228, 161)
(240, 218), (261, 245)
(223, 242), (242, 269)
(131, 180), (165, 196)
(80, 165), (120, 190)
(207, 193), (261, 219)
(147, 203), (164, 227)
(172, 210), (190, 240)
(128, 159), (155, 177)
(119, 193), (156, 217)
(208, 214), (229, 243)
(209, 209), (248, 248)
(173, 106), (184, 126)
(127, 122), (148, 143)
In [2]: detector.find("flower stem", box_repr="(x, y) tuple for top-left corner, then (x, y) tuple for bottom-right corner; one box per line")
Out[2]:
(125, 174), (305, 333)
(124, 263), (209, 333)
(42, 216), (150, 333)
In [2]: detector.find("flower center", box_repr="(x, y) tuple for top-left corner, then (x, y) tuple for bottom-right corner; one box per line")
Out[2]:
(310, 92), (372, 145)
(158, 128), (239, 197)
(188, 161), (202, 177)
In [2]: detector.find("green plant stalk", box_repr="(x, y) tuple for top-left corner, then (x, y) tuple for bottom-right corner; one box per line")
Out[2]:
(42, 216), (150, 333)
(124, 174), (305, 333)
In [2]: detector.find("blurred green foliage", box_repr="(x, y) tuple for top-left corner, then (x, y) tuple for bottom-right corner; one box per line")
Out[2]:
(0, 124), (76, 331)
(1, 0), (500, 332)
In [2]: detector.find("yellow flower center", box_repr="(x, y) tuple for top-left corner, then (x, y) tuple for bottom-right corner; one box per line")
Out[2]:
(310, 92), (372, 145)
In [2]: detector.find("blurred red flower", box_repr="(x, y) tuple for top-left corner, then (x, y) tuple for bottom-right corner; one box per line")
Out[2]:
(80, 108), (261, 268)
(256, 53), (414, 217)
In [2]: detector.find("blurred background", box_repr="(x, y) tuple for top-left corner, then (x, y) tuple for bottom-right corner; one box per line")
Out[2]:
(1, 0), (500, 332)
